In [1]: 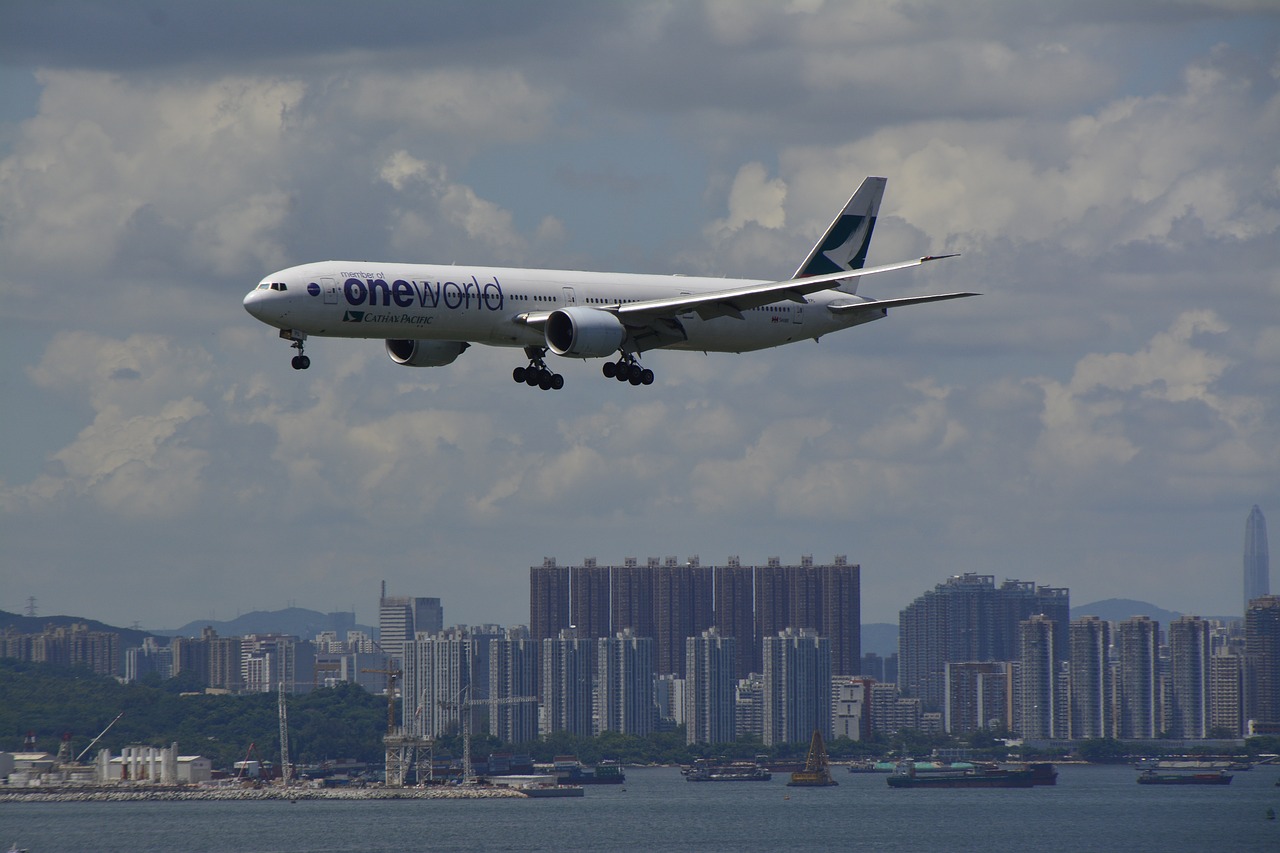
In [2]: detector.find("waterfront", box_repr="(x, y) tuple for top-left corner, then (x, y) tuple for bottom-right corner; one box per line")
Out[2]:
(3, 764), (1279, 852)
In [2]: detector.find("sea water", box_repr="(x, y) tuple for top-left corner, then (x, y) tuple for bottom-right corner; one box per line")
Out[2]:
(3, 764), (1278, 852)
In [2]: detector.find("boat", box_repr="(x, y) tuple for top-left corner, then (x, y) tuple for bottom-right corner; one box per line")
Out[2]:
(685, 759), (772, 782)
(518, 782), (585, 798)
(552, 757), (625, 785)
(787, 730), (838, 787)
(1137, 769), (1232, 785)
(885, 760), (1052, 789)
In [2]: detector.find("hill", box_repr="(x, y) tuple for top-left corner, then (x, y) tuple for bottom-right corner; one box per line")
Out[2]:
(155, 607), (375, 640)
(0, 610), (153, 648)
(1071, 598), (1183, 624)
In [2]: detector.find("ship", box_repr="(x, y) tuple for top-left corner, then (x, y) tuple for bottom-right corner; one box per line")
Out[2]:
(1136, 769), (1232, 785)
(684, 759), (772, 782)
(886, 760), (1057, 789)
(786, 730), (838, 787)
(552, 757), (625, 785)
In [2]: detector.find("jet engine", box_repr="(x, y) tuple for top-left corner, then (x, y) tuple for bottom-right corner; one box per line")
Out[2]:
(545, 307), (626, 358)
(385, 339), (470, 367)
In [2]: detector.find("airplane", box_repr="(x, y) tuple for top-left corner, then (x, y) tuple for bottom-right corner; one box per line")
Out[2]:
(243, 176), (976, 389)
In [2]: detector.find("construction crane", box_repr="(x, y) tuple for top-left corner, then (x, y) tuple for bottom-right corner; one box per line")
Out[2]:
(278, 680), (291, 788)
(360, 665), (402, 735)
(75, 711), (125, 763)
(438, 687), (536, 784)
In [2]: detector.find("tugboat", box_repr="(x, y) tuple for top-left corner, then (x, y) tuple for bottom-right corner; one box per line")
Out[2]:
(786, 730), (838, 787)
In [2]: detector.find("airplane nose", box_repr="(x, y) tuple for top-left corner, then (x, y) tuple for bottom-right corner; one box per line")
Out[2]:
(243, 288), (271, 322)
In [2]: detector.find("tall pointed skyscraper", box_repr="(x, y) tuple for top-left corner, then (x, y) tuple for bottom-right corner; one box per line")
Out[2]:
(1244, 506), (1270, 614)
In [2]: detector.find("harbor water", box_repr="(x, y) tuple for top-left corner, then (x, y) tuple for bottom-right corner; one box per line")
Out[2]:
(3, 763), (1279, 852)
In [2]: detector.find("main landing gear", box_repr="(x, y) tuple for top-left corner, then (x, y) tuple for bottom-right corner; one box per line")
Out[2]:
(281, 330), (310, 370)
(513, 346), (564, 390)
(603, 355), (654, 386)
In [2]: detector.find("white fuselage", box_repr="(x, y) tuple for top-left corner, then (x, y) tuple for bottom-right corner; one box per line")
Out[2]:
(244, 260), (883, 355)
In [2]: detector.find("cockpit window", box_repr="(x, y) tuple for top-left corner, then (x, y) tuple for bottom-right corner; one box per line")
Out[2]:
(264, 282), (288, 291)
(257, 282), (270, 290)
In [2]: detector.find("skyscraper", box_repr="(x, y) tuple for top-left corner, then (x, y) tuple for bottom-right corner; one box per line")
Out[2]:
(712, 559), (755, 680)
(540, 629), (595, 737)
(1167, 616), (1211, 739)
(529, 559), (570, 642)
(596, 630), (654, 736)
(1245, 595), (1280, 727)
(899, 573), (1068, 710)
(761, 628), (831, 746)
(378, 584), (443, 669)
(685, 628), (737, 745)
(1116, 616), (1159, 739)
(487, 630), (539, 745)
(1069, 616), (1113, 739)
(1018, 615), (1060, 739)
(1245, 505), (1270, 614)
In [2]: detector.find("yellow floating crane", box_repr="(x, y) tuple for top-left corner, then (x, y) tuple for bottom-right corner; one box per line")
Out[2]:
(786, 729), (838, 787)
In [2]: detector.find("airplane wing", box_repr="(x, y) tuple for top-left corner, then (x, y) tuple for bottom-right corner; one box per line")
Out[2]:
(826, 290), (980, 317)
(617, 253), (964, 323)
(516, 253), (967, 331)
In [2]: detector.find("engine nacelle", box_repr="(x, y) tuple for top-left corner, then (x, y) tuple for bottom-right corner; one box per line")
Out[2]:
(385, 339), (470, 367)
(545, 306), (626, 358)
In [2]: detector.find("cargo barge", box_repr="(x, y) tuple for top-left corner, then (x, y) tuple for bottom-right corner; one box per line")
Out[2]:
(1137, 769), (1232, 785)
(886, 761), (1057, 789)
(684, 759), (772, 782)
(552, 757), (625, 785)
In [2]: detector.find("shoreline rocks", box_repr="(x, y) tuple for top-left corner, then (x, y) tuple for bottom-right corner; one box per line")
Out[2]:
(0, 785), (529, 803)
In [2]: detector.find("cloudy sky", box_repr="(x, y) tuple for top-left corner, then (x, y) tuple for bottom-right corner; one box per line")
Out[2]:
(1, 1), (1277, 634)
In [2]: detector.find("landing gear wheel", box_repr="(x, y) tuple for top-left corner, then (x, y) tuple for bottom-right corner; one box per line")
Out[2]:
(513, 366), (526, 383)
(291, 355), (310, 370)
(551, 373), (564, 390)
(640, 369), (654, 385)
(602, 361), (616, 379)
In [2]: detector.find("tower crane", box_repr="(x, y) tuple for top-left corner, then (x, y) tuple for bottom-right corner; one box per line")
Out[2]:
(438, 687), (536, 784)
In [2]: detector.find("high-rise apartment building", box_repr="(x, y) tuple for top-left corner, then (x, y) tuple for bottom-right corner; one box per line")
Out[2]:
(1245, 595), (1280, 727)
(1069, 616), (1113, 739)
(712, 559), (755, 679)
(1167, 616), (1211, 739)
(1018, 615), (1060, 739)
(596, 630), (654, 736)
(899, 574), (1068, 710)
(653, 558), (714, 677)
(685, 628), (737, 745)
(540, 629), (595, 738)
(1209, 649), (1244, 737)
(612, 558), (655, 639)
(487, 630), (539, 745)
(1116, 616), (1159, 738)
(571, 558), (611, 639)
(754, 556), (860, 677)
(1245, 505), (1270, 614)
(761, 629), (831, 746)
(944, 661), (1013, 735)
(529, 559), (570, 642)
(402, 628), (470, 739)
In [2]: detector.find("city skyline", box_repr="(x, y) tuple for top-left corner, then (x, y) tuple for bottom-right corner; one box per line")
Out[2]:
(2, 3), (1278, 635)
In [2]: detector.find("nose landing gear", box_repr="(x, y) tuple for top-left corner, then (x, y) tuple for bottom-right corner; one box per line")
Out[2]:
(602, 355), (654, 386)
(280, 330), (310, 370)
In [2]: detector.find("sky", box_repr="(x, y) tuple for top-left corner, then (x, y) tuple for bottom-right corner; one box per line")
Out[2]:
(1, 0), (1277, 632)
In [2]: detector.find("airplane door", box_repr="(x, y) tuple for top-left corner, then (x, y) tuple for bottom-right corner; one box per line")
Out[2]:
(322, 277), (338, 304)
(562, 286), (576, 306)
(792, 302), (804, 324)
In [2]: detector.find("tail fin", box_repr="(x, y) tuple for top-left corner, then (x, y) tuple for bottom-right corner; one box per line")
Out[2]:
(791, 176), (886, 293)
